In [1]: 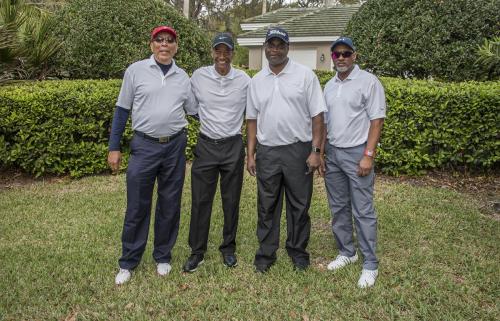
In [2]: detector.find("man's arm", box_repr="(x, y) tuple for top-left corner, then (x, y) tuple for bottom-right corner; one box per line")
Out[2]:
(107, 106), (130, 174)
(306, 112), (324, 174)
(357, 118), (384, 177)
(246, 119), (257, 176)
(319, 125), (327, 177)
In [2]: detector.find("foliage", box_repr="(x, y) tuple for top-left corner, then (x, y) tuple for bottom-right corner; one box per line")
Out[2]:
(345, 0), (500, 81)
(54, 0), (211, 79)
(476, 37), (500, 80)
(1, 74), (499, 177)
(0, 0), (61, 81)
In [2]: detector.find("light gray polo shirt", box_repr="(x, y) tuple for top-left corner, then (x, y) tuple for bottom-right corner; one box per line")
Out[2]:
(323, 65), (386, 148)
(116, 55), (197, 138)
(190, 66), (250, 139)
(246, 59), (327, 147)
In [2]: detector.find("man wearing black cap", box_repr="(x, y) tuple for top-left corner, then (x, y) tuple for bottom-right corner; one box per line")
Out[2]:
(246, 27), (326, 272)
(108, 26), (197, 285)
(183, 32), (250, 272)
(319, 37), (386, 288)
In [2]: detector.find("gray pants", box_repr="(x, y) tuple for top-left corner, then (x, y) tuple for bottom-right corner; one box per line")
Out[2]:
(324, 142), (378, 270)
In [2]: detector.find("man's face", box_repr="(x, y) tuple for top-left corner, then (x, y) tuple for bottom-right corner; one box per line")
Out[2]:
(264, 38), (289, 67)
(150, 31), (178, 64)
(331, 44), (356, 73)
(212, 44), (233, 69)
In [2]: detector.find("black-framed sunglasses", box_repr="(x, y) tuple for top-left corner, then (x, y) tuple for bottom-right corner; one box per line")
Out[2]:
(331, 51), (354, 59)
(153, 37), (176, 44)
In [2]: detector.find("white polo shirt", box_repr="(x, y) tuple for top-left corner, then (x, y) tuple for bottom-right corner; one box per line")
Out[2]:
(323, 65), (386, 148)
(190, 66), (250, 139)
(246, 59), (326, 146)
(116, 55), (197, 138)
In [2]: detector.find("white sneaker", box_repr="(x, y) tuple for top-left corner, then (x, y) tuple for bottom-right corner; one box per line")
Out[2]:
(327, 254), (358, 271)
(357, 269), (378, 288)
(115, 268), (131, 285)
(157, 263), (172, 276)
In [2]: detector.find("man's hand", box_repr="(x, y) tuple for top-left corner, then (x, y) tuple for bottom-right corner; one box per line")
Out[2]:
(319, 155), (326, 177)
(108, 151), (122, 174)
(306, 152), (321, 175)
(357, 156), (373, 177)
(247, 154), (256, 176)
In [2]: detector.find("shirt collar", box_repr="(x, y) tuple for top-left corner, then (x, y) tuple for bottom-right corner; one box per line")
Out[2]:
(333, 64), (360, 82)
(210, 65), (235, 79)
(148, 55), (179, 74)
(264, 58), (293, 76)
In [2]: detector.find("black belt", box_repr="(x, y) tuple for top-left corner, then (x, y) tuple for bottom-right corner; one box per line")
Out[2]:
(135, 129), (184, 143)
(199, 133), (240, 144)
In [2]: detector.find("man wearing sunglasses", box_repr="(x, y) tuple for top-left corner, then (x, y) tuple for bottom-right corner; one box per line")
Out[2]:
(183, 33), (250, 273)
(108, 25), (197, 285)
(246, 27), (326, 273)
(319, 37), (386, 288)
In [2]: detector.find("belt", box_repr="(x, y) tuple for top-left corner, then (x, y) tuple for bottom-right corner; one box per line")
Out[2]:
(134, 129), (184, 143)
(199, 133), (240, 144)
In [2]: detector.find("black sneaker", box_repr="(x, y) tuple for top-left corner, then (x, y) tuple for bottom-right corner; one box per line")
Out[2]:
(222, 254), (238, 268)
(255, 264), (271, 273)
(292, 257), (309, 271)
(183, 255), (204, 273)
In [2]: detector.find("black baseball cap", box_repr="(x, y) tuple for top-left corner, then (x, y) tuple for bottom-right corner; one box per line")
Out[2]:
(265, 27), (289, 44)
(212, 32), (234, 50)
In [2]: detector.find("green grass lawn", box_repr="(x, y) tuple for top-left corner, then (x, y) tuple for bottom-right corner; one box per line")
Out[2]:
(0, 170), (498, 321)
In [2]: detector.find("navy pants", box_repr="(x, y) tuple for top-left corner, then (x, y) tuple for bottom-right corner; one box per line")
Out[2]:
(118, 131), (187, 270)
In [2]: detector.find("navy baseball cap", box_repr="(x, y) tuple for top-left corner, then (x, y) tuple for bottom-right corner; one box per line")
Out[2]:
(330, 37), (356, 51)
(212, 32), (234, 50)
(265, 27), (289, 44)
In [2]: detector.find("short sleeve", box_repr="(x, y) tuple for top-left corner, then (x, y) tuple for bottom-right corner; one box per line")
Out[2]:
(365, 77), (386, 120)
(116, 68), (134, 110)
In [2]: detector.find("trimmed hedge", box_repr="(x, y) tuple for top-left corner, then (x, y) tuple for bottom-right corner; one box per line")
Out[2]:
(0, 75), (498, 177)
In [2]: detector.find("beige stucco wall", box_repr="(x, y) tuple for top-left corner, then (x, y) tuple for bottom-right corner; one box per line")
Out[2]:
(247, 42), (333, 71)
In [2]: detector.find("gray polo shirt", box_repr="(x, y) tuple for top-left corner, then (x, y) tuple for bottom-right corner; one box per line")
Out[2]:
(116, 55), (197, 138)
(190, 66), (250, 139)
(324, 65), (386, 148)
(246, 59), (327, 146)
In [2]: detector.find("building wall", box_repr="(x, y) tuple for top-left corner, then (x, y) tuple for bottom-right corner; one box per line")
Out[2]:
(247, 42), (333, 71)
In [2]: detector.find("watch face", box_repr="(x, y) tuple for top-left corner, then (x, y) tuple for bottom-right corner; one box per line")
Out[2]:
(312, 146), (321, 153)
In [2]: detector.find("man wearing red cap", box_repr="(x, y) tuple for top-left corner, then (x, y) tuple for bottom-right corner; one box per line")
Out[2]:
(108, 26), (197, 285)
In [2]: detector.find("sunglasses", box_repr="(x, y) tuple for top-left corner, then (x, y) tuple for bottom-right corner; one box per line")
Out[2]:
(153, 37), (176, 44)
(331, 51), (354, 59)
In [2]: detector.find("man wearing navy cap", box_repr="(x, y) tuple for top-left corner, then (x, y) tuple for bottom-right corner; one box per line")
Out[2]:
(108, 25), (197, 285)
(246, 27), (326, 272)
(320, 37), (386, 288)
(183, 33), (250, 272)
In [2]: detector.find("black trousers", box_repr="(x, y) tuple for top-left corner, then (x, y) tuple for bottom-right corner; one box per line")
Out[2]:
(254, 141), (313, 267)
(119, 132), (187, 270)
(188, 134), (245, 256)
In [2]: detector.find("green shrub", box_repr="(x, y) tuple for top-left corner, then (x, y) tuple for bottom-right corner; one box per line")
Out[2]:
(0, 80), (200, 177)
(345, 0), (500, 81)
(0, 75), (498, 177)
(53, 0), (211, 79)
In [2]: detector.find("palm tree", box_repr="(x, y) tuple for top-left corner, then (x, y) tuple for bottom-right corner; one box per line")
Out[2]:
(476, 37), (500, 80)
(0, 0), (62, 83)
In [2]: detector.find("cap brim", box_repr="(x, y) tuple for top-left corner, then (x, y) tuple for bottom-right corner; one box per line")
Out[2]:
(152, 29), (177, 40)
(331, 41), (354, 51)
(266, 35), (289, 44)
(212, 41), (233, 49)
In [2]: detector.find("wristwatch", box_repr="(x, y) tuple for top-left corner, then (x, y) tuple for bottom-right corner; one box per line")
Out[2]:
(364, 149), (375, 157)
(312, 146), (321, 153)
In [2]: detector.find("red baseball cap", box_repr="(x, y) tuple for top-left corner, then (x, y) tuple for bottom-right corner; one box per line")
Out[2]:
(151, 26), (177, 40)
